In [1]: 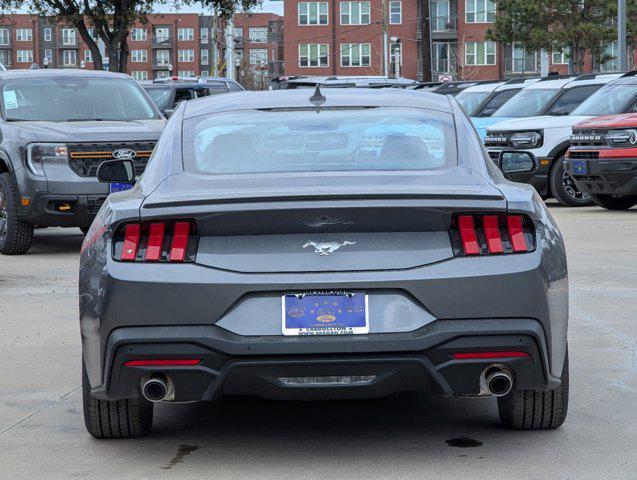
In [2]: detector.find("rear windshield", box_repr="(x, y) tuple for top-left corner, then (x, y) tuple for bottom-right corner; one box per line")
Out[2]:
(184, 107), (457, 175)
(1, 77), (159, 122)
(493, 88), (559, 117)
(571, 84), (637, 116)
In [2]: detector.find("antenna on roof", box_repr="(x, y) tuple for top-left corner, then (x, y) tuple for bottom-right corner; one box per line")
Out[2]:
(309, 84), (326, 110)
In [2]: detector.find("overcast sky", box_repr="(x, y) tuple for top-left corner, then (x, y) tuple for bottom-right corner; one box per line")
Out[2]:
(15, 1), (284, 15)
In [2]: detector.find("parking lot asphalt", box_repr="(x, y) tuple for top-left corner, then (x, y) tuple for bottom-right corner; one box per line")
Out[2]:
(0, 203), (635, 480)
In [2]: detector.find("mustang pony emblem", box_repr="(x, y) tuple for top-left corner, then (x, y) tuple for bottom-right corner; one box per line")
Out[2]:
(303, 240), (356, 256)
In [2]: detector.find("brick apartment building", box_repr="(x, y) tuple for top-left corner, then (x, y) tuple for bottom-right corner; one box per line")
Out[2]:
(0, 12), (283, 84)
(281, 0), (634, 81)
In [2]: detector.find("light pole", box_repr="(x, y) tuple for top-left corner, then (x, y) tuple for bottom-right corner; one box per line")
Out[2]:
(619, 0), (627, 71)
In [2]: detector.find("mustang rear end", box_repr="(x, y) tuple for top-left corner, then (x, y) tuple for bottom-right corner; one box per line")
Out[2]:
(79, 89), (569, 438)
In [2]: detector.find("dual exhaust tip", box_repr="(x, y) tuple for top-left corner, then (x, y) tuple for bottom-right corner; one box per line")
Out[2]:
(483, 367), (513, 397)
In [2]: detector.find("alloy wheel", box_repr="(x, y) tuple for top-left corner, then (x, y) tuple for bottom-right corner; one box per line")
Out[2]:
(562, 170), (590, 202)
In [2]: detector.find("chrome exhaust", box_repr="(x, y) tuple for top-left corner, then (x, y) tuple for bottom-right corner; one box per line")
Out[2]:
(141, 375), (171, 402)
(485, 369), (513, 397)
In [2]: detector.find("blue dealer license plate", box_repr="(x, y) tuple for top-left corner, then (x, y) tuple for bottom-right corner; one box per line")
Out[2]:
(110, 182), (134, 194)
(282, 292), (369, 336)
(572, 160), (588, 175)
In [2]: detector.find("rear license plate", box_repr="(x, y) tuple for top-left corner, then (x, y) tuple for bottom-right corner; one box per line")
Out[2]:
(572, 160), (588, 175)
(282, 292), (368, 336)
(110, 182), (134, 194)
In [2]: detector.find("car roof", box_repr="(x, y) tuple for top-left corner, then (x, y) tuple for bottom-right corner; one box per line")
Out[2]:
(184, 88), (452, 119)
(524, 73), (622, 90)
(0, 68), (130, 80)
(461, 81), (506, 93)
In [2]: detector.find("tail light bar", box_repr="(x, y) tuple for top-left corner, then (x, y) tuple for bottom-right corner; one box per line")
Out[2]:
(112, 220), (198, 262)
(450, 214), (535, 256)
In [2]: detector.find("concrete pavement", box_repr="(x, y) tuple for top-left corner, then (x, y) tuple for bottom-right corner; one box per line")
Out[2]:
(0, 205), (635, 479)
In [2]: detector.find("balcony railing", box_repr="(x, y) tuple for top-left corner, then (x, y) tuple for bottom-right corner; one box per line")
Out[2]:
(432, 15), (457, 33)
(504, 57), (539, 73)
(152, 36), (171, 46)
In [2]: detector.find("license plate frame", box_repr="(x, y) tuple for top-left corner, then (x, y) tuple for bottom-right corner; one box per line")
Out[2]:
(282, 291), (369, 336)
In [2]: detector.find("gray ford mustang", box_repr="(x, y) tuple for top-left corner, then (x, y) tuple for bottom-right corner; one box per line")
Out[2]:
(79, 88), (569, 438)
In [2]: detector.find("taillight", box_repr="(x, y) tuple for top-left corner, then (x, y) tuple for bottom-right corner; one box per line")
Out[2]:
(450, 214), (535, 256)
(112, 220), (198, 262)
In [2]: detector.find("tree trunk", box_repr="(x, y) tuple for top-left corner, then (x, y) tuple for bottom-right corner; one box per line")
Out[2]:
(118, 36), (129, 73)
(76, 22), (104, 71)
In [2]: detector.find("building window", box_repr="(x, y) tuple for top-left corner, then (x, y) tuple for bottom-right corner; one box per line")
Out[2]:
(132, 70), (148, 81)
(552, 47), (569, 65)
(234, 27), (243, 39)
(131, 28), (147, 41)
(87, 28), (98, 41)
(433, 42), (450, 72)
(389, 1), (402, 24)
(200, 27), (209, 43)
(466, 0), (495, 23)
(298, 2), (329, 25)
(599, 41), (619, 72)
(249, 48), (268, 66)
(44, 49), (53, 62)
(507, 43), (538, 72)
(84, 49), (92, 63)
(62, 49), (77, 66)
(131, 49), (148, 63)
(43, 28), (52, 42)
(178, 49), (195, 62)
(156, 71), (169, 79)
(0, 28), (9, 46)
(299, 44), (328, 67)
(16, 49), (33, 63)
(16, 28), (33, 42)
(465, 41), (496, 65)
(155, 27), (170, 43)
(178, 28), (194, 41)
(340, 43), (370, 67)
(201, 49), (209, 65)
(340, 2), (371, 25)
(61, 28), (76, 45)
(178, 70), (195, 78)
(431, 0), (452, 31)
(249, 27), (268, 44)
(156, 49), (170, 65)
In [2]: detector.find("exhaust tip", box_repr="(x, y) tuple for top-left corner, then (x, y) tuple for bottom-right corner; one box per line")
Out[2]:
(486, 370), (513, 397)
(141, 376), (169, 402)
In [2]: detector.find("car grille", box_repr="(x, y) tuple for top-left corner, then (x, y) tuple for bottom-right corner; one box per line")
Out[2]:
(68, 142), (156, 177)
(488, 150), (501, 161)
(87, 197), (106, 215)
(570, 130), (607, 147)
(569, 150), (599, 160)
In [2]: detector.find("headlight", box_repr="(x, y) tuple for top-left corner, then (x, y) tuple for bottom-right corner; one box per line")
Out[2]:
(510, 131), (542, 149)
(606, 129), (637, 147)
(26, 143), (68, 176)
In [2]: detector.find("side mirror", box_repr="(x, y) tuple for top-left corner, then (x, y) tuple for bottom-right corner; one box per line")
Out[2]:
(551, 107), (569, 116)
(164, 109), (174, 119)
(479, 108), (497, 117)
(96, 159), (135, 183)
(501, 152), (536, 174)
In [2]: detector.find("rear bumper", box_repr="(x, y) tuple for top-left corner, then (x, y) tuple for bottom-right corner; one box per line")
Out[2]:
(564, 158), (637, 196)
(95, 319), (555, 401)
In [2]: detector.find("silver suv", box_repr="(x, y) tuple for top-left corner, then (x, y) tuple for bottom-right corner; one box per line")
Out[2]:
(0, 69), (165, 254)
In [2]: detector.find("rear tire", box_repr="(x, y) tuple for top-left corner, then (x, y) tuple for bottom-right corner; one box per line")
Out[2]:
(82, 359), (153, 438)
(0, 172), (34, 255)
(497, 348), (569, 430)
(549, 157), (592, 207)
(590, 194), (637, 210)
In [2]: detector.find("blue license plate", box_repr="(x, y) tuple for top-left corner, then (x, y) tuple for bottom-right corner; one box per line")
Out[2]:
(110, 182), (134, 194)
(572, 160), (588, 175)
(282, 292), (368, 336)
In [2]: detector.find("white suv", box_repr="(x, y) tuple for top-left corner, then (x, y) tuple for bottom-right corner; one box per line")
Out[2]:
(484, 73), (624, 206)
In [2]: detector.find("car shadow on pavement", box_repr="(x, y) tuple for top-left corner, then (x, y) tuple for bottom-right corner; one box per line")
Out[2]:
(112, 393), (558, 466)
(28, 229), (84, 255)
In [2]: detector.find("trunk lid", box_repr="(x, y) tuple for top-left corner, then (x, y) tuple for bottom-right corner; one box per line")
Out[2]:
(141, 167), (505, 273)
